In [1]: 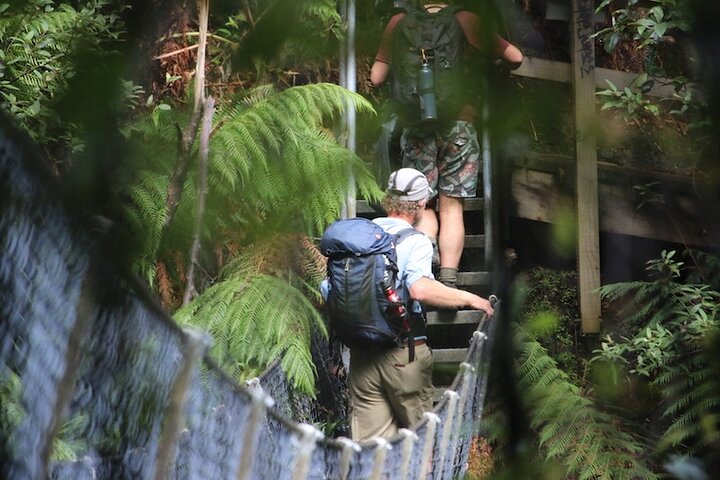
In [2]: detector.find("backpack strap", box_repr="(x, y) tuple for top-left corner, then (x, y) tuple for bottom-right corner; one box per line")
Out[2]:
(393, 227), (427, 362)
(394, 227), (423, 246)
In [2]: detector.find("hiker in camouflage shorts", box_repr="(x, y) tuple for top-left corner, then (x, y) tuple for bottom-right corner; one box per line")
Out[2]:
(371, 2), (522, 287)
(401, 120), (480, 199)
(399, 119), (482, 287)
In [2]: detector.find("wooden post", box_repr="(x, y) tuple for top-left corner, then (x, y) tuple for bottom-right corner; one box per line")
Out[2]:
(571, 0), (601, 333)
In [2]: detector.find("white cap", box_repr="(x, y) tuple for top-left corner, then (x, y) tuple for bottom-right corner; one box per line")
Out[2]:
(386, 168), (429, 202)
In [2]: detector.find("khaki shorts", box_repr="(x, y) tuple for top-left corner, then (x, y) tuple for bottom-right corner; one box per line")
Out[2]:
(400, 120), (481, 199)
(348, 344), (434, 441)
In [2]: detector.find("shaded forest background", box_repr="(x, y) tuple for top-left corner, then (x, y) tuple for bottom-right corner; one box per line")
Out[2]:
(1, 0), (720, 478)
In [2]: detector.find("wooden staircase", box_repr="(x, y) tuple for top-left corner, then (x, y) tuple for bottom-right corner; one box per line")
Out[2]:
(356, 195), (494, 400)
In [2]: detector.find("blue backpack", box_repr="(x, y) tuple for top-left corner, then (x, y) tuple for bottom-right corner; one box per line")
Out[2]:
(320, 217), (421, 348)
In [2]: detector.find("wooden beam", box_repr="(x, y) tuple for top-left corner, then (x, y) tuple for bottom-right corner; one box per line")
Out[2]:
(426, 310), (486, 326)
(512, 56), (689, 99)
(572, 0), (601, 333)
(510, 167), (720, 248)
(432, 348), (468, 363)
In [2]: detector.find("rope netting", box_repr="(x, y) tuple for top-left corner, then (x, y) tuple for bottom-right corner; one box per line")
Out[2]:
(0, 120), (496, 479)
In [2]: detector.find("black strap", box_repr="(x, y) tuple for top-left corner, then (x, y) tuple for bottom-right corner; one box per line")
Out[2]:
(394, 227), (425, 362)
(394, 227), (423, 245)
(404, 316), (415, 363)
(394, 227), (424, 314)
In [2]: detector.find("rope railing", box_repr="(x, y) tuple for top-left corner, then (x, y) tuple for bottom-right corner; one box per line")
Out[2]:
(0, 119), (497, 480)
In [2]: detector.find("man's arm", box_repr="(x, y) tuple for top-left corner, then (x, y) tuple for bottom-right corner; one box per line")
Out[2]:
(370, 13), (406, 87)
(457, 10), (524, 70)
(500, 42), (523, 68)
(371, 61), (390, 86)
(409, 277), (494, 316)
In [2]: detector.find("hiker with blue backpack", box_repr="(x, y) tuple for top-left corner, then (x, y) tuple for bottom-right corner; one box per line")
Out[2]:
(320, 168), (494, 441)
(370, 1), (523, 287)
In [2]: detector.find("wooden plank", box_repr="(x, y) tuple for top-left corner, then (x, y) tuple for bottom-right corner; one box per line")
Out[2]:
(597, 182), (720, 247)
(512, 56), (688, 99)
(464, 234), (485, 248)
(426, 309), (486, 326)
(461, 197), (484, 212)
(513, 57), (572, 84)
(510, 167), (720, 248)
(512, 152), (702, 191)
(457, 271), (491, 287)
(432, 348), (468, 363)
(511, 168), (571, 223)
(572, 0), (601, 333)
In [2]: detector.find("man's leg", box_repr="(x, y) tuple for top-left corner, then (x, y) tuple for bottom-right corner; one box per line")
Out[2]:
(415, 206), (438, 238)
(415, 207), (439, 267)
(348, 348), (397, 441)
(438, 194), (464, 285)
(383, 344), (434, 429)
(435, 121), (481, 287)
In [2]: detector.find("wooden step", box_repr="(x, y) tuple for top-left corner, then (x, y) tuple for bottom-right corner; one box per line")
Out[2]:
(355, 197), (484, 215)
(456, 271), (491, 287)
(426, 309), (487, 326)
(463, 234), (485, 248)
(432, 348), (468, 363)
(458, 197), (484, 212)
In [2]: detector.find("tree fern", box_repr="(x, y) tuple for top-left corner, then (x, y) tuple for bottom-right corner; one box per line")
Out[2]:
(594, 250), (720, 460)
(119, 83), (379, 288)
(517, 335), (658, 480)
(655, 334), (720, 455)
(171, 231), (328, 394)
(174, 273), (325, 394)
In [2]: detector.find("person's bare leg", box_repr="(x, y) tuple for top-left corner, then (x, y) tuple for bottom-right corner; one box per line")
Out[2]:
(438, 194), (464, 286)
(415, 207), (438, 238)
(415, 207), (439, 266)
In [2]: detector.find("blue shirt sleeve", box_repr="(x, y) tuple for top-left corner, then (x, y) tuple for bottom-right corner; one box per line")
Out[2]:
(398, 234), (434, 290)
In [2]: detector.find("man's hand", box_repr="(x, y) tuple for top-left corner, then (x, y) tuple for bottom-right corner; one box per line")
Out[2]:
(468, 295), (494, 317)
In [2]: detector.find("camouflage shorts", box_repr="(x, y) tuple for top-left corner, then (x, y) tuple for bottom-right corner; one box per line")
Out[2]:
(400, 120), (480, 199)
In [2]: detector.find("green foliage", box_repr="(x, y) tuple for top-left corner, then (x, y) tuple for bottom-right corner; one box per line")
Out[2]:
(593, 250), (720, 457)
(174, 234), (328, 394)
(214, 0), (343, 78)
(120, 82), (380, 392)
(0, 0), (127, 150)
(592, 1), (706, 133)
(596, 75), (660, 121)
(595, 0), (691, 52)
(121, 83), (380, 282)
(1, 368), (87, 461)
(516, 268), (582, 382)
(515, 334), (658, 480)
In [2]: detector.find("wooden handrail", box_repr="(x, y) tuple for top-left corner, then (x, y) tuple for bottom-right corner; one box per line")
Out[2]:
(511, 56), (693, 99)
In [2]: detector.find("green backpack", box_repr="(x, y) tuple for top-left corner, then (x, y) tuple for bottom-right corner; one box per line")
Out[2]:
(390, 4), (467, 122)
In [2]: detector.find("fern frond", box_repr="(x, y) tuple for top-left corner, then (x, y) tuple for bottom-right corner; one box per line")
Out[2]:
(517, 334), (658, 480)
(174, 273), (325, 394)
(657, 340), (720, 453)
